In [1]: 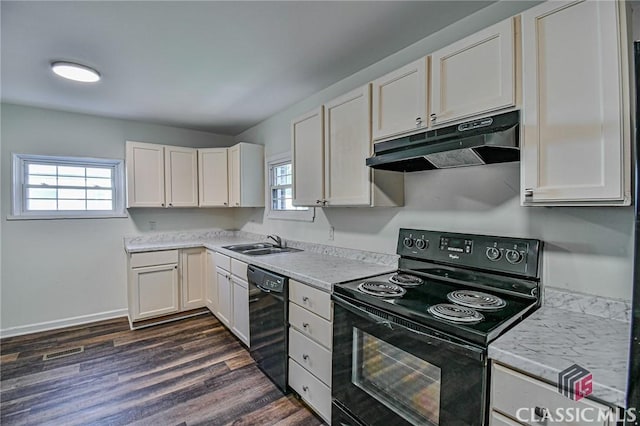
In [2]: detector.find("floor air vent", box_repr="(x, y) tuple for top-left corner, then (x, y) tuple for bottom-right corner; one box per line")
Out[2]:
(43, 346), (84, 361)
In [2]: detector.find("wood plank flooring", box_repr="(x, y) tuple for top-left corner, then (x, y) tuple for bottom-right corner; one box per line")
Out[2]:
(0, 314), (324, 426)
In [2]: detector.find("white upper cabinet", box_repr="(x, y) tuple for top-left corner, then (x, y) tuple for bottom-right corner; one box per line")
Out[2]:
(164, 146), (198, 207)
(430, 17), (518, 127)
(372, 57), (428, 141)
(324, 85), (403, 207)
(198, 148), (229, 207)
(227, 142), (265, 207)
(126, 141), (165, 207)
(520, 0), (631, 206)
(126, 141), (197, 208)
(292, 107), (325, 207)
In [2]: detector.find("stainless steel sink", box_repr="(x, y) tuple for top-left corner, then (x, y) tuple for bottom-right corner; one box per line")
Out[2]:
(222, 243), (302, 256)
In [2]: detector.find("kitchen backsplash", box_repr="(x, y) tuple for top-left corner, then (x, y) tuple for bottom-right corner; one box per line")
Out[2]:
(543, 287), (632, 323)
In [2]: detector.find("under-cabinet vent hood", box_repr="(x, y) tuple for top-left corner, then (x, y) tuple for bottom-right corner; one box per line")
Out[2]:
(366, 111), (520, 172)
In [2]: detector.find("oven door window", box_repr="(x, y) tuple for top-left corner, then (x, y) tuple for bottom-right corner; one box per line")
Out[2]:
(352, 328), (441, 425)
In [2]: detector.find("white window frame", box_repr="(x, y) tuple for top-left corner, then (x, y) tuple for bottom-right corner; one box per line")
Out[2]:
(10, 153), (127, 220)
(266, 153), (315, 222)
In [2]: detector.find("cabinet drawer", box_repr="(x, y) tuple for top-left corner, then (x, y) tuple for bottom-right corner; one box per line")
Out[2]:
(289, 279), (332, 320)
(491, 411), (524, 426)
(289, 302), (332, 349)
(231, 258), (247, 279)
(289, 328), (331, 386)
(214, 252), (231, 271)
(288, 359), (331, 423)
(491, 363), (612, 426)
(130, 250), (178, 268)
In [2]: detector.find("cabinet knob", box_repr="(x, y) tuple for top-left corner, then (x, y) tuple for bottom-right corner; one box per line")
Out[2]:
(223, 202), (228, 206)
(302, 354), (309, 361)
(416, 117), (422, 127)
(235, 202), (239, 206)
(316, 200), (323, 204)
(302, 385), (309, 392)
(302, 296), (310, 302)
(302, 322), (309, 329)
(524, 188), (534, 198)
(430, 113), (437, 122)
(174, 265), (178, 269)
(161, 203), (165, 207)
(169, 203), (173, 207)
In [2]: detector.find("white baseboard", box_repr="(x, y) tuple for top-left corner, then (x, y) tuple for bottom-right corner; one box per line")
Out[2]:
(0, 309), (129, 339)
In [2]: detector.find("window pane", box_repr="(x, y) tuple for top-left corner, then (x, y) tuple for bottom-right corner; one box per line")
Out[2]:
(58, 166), (85, 176)
(28, 164), (56, 175)
(58, 176), (86, 187)
(87, 200), (113, 210)
(59, 189), (86, 199)
(27, 199), (57, 210)
(27, 188), (57, 199)
(28, 175), (57, 186)
(87, 189), (112, 200)
(58, 199), (86, 210)
(86, 177), (112, 188)
(86, 167), (112, 178)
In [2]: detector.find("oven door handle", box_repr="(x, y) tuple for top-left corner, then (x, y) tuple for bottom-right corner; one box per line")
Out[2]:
(333, 294), (486, 361)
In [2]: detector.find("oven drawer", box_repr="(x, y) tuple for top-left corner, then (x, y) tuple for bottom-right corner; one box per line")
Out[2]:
(289, 302), (332, 349)
(289, 327), (331, 386)
(289, 279), (332, 320)
(130, 250), (178, 268)
(214, 252), (231, 272)
(288, 358), (331, 423)
(491, 411), (524, 426)
(491, 363), (612, 426)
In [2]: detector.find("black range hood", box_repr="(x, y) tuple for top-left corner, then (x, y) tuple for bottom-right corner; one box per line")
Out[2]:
(366, 110), (520, 172)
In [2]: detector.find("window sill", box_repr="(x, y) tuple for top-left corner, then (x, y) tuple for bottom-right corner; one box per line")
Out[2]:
(7, 213), (129, 221)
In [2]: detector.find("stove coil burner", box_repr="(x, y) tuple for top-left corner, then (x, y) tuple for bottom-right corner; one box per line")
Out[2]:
(358, 281), (406, 298)
(447, 290), (506, 311)
(428, 303), (484, 323)
(388, 273), (424, 287)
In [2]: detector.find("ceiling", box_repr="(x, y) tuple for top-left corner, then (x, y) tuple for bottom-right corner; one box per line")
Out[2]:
(1, 1), (494, 135)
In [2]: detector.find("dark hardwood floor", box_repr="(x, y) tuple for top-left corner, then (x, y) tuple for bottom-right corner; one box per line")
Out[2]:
(0, 314), (324, 426)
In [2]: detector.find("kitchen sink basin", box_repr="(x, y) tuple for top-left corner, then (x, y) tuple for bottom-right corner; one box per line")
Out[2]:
(222, 243), (302, 256)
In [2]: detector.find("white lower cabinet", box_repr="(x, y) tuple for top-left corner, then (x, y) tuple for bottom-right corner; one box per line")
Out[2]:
(205, 249), (218, 314)
(215, 266), (233, 328)
(490, 362), (613, 426)
(288, 279), (333, 424)
(180, 248), (206, 310)
(129, 263), (180, 320)
(231, 276), (250, 346)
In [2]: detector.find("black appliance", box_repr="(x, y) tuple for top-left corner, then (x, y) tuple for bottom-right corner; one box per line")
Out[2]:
(247, 265), (289, 393)
(366, 110), (519, 172)
(331, 228), (542, 426)
(626, 41), (640, 423)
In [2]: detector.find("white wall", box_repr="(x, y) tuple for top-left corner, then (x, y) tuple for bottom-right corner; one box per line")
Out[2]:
(236, 1), (635, 301)
(0, 103), (236, 334)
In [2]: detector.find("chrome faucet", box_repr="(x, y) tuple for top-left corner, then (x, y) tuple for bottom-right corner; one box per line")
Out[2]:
(267, 234), (284, 248)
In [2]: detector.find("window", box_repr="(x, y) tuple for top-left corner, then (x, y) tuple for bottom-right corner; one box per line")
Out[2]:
(11, 154), (126, 219)
(267, 153), (314, 222)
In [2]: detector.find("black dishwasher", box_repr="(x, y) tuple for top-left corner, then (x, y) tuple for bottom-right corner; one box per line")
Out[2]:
(247, 265), (289, 393)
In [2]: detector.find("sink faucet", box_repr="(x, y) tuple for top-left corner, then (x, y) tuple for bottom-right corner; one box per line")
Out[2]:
(267, 234), (284, 248)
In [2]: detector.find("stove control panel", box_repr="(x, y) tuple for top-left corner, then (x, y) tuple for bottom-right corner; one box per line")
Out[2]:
(397, 228), (542, 279)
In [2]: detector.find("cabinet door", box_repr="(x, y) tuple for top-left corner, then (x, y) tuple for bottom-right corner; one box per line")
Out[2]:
(324, 85), (372, 206)
(232, 277), (250, 346)
(372, 57), (428, 141)
(520, 0), (630, 206)
(198, 148), (229, 207)
(205, 250), (218, 314)
(125, 141), (165, 207)
(430, 17), (516, 126)
(130, 263), (179, 320)
(164, 146), (198, 207)
(291, 107), (324, 207)
(215, 267), (232, 327)
(181, 248), (205, 310)
(228, 145), (241, 207)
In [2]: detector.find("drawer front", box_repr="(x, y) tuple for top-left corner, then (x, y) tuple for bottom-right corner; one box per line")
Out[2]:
(491, 411), (524, 426)
(289, 302), (332, 349)
(289, 328), (331, 386)
(491, 363), (611, 426)
(288, 359), (331, 423)
(130, 250), (178, 268)
(231, 258), (247, 279)
(214, 252), (231, 272)
(289, 279), (332, 320)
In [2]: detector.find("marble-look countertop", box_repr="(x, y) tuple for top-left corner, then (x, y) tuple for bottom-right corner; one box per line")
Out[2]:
(124, 231), (397, 291)
(489, 305), (631, 408)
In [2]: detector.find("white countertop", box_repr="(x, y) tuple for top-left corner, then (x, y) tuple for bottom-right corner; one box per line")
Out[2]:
(489, 305), (631, 408)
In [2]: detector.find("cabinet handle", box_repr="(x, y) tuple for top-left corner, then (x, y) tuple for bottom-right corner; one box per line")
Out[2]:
(534, 407), (548, 419)
(430, 113), (437, 122)
(524, 188), (534, 198)
(302, 296), (310, 302)
(169, 203), (173, 207)
(302, 354), (309, 361)
(174, 265), (178, 269)
(415, 117), (422, 127)
(302, 385), (309, 392)
(302, 322), (309, 329)
(223, 202), (228, 206)
(316, 200), (323, 204)
(161, 203), (165, 207)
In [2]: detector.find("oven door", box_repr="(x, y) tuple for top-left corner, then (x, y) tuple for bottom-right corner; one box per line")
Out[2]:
(332, 295), (487, 426)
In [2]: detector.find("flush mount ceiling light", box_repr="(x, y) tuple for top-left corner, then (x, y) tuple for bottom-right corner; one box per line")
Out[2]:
(51, 61), (101, 83)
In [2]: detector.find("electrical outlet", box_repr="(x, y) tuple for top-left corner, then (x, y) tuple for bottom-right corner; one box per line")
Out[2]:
(328, 226), (334, 241)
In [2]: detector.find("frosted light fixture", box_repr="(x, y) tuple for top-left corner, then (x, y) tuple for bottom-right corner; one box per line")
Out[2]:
(51, 62), (101, 83)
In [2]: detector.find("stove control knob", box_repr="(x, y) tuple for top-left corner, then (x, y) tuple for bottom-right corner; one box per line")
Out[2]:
(403, 237), (414, 248)
(505, 249), (523, 264)
(486, 247), (501, 261)
(415, 238), (428, 250)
